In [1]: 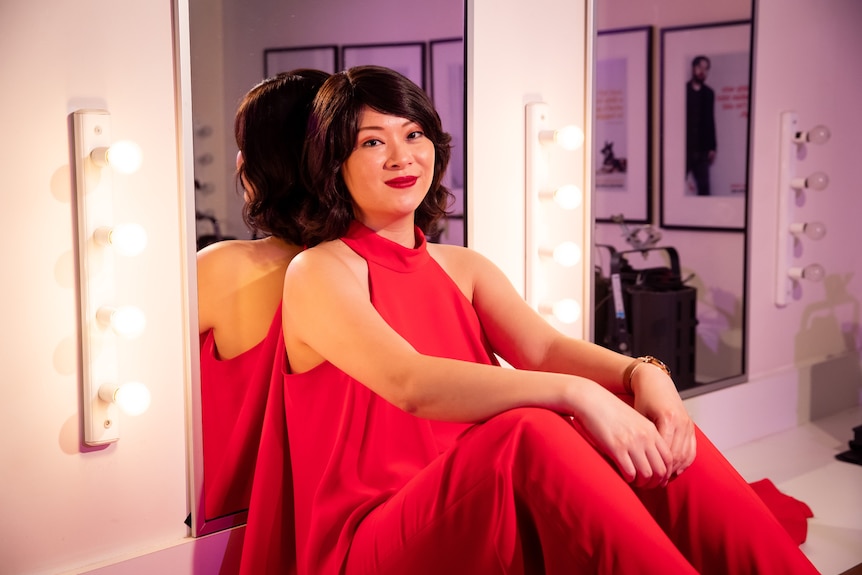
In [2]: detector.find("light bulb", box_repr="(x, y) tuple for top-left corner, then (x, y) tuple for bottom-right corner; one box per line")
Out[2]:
(791, 171), (829, 191)
(90, 140), (143, 174)
(795, 124), (831, 145)
(553, 184), (583, 210)
(789, 221), (826, 241)
(552, 241), (582, 267)
(97, 305), (147, 338)
(95, 223), (148, 256)
(552, 298), (581, 324)
(99, 382), (151, 416)
(553, 125), (585, 151)
(788, 263), (825, 282)
(539, 125), (585, 151)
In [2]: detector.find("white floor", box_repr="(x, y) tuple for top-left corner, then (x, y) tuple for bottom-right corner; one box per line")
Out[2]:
(722, 405), (862, 575)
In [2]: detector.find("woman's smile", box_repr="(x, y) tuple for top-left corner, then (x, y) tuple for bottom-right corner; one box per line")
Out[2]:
(385, 176), (419, 189)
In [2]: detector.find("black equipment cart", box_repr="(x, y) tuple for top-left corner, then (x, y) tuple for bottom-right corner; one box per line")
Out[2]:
(595, 245), (698, 390)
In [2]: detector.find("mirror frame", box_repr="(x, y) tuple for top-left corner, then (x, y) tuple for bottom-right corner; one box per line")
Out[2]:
(173, 0), (234, 537)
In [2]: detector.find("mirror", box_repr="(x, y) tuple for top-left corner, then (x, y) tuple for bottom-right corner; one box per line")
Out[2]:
(591, 0), (753, 396)
(185, 0), (465, 536)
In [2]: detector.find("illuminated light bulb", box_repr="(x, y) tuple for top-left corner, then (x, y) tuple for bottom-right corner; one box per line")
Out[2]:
(97, 305), (147, 338)
(789, 221), (827, 241)
(551, 241), (582, 267)
(794, 124), (831, 145)
(553, 184), (583, 210)
(539, 125), (585, 151)
(553, 125), (585, 151)
(791, 171), (829, 191)
(788, 263), (825, 282)
(90, 140), (143, 174)
(552, 298), (581, 324)
(99, 382), (152, 416)
(94, 223), (148, 256)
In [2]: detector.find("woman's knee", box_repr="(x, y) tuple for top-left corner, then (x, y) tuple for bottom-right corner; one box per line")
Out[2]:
(488, 407), (576, 443)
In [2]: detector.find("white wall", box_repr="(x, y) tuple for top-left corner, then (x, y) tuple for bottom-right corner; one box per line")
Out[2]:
(0, 0), (859, 573)
(0, 1), (189, 574)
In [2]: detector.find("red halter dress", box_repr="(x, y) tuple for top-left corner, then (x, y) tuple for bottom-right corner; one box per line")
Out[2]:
(241, 221), (818, 575)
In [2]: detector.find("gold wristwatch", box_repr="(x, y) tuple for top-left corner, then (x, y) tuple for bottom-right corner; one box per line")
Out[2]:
(622, 355), (670, 394)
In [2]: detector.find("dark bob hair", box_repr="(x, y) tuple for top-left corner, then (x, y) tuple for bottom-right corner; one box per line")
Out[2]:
(234, 68), (330, 245)
(299, 65), (453, 246)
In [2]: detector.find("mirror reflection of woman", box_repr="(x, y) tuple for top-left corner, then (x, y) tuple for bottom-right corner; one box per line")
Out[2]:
(195, 69), (328, 520)
(242, 66), (819, 574)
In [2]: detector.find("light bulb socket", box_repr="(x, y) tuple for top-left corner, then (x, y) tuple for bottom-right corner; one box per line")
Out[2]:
(89, 146), (111, 168)
(98, 383), (120, 404)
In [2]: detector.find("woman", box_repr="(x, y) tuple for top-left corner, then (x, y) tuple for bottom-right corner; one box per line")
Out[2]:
(274, 66), (818, 574)
(195, 69), (328, 521)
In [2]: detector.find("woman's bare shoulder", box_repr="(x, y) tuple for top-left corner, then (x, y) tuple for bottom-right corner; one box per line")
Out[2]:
(199, 238), (300, 276)
(286, 239), (365, 285)
(428, 243), (495, 273)
(197, 237), (302, 338)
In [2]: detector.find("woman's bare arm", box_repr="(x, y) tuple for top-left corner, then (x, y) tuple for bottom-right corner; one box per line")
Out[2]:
(452, 246), (695, 477)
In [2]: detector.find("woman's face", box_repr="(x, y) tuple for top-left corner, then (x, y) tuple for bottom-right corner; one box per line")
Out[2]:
(341, 107), (435, 228)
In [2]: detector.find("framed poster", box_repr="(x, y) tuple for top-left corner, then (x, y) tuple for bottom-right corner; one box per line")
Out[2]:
(594, 26), (652, 223)
(341, 42), (426, 89)
(264, 45), (338, 77)
(660, 21), (752, 230)
(430, 37), (465, 246)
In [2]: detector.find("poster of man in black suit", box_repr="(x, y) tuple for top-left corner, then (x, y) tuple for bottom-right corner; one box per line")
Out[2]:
(685, 55), (716, 196)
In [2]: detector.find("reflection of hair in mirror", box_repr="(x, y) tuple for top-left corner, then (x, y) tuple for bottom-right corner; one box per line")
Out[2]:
(239, 65), (821, 575)
(194, 69), (329, 523)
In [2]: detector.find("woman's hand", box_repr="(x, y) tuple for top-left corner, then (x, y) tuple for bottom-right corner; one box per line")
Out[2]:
(630, 367), (696, 478)
(570, 382), (675, 488)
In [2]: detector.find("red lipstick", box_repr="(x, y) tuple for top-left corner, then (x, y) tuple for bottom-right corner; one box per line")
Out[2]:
(385, 176), (418, 189)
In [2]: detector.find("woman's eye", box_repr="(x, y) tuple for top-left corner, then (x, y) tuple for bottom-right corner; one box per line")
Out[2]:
(407, 130), (425, 140)
(361, 138), (383, 148)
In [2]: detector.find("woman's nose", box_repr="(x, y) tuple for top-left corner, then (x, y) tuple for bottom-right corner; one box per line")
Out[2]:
(385, 141), (411, 168)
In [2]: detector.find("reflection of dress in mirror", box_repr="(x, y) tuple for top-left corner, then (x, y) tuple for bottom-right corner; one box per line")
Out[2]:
(241, 66), (820, 575)
(195, 69), (329, 521)
(685, 55), (716, 196)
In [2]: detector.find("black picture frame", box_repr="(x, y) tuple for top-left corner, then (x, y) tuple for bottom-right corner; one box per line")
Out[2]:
(341, 42), (426, 89)
(594, 26), (653, 224)
(430, 37), (465, 246)
(659, 20), (753, 230)
(264, 45), (338, 77)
